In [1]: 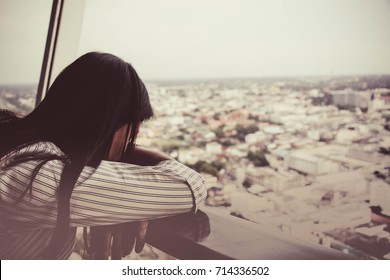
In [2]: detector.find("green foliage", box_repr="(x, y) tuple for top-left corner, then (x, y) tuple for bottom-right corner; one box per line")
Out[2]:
(213, 113), (221, 120)
(247, 150), (269, 167)
(311, 96), (324, 106)
(219, 138), (236, 147)
(213, 124), (225, 138)
(160, 139), (184, 153)
(211, 159), (226, 171)
(248, 113), (260, 121)
(189, 160), (220, 177)
(234, 124), (259, 141)
(379, 147), (390, 155)
(242, 177), (252, 188)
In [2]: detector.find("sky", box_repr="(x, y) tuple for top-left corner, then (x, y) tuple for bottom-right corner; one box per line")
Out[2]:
(1, 0), (390, 84)
(0, 0), (52, 85)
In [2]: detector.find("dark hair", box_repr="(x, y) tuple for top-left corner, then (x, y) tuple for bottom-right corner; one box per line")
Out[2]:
(0, 109), (19, 124)
(0, 52), (153, 258)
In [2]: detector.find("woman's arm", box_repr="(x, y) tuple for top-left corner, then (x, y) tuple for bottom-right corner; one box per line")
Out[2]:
(121, 145), (173, 166)
(89, 146), (189, 259)
(68, 158), (206, 227)
(1, 142), (206, 227)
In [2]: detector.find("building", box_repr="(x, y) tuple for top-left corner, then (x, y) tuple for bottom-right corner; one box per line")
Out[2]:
(370, 179), (390, 216)
(315, 170), (368, 196)
(246, 167), (305, 192)
(330, 90), (371, 109)
(286, 151), (339, 175)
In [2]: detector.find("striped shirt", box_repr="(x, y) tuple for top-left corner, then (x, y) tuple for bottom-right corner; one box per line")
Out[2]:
(0, 142), (206, 259)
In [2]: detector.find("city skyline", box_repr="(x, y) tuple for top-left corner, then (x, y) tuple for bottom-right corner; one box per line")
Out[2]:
(1, 75), (389, 259)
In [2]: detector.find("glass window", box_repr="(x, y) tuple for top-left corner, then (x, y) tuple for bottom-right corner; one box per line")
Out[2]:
(0, 0), (52, 115)
(78, 0), (390, 260)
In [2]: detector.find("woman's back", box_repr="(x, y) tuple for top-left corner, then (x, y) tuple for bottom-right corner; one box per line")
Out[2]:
(0, 53), (206, 259)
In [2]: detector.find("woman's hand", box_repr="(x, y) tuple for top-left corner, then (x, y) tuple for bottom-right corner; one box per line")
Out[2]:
(89, 221), (149, 260)
(111, 221), (149, 259)
(89, 140), (168, 259)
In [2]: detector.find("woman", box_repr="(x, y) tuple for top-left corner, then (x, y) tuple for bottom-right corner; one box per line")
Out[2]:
(0, 52), (206, 259)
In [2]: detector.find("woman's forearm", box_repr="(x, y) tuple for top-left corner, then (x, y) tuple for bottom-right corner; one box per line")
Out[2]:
(122, 145), (173, 166)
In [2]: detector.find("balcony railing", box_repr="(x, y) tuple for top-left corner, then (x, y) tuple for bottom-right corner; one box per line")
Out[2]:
(146, 207), (354, 260)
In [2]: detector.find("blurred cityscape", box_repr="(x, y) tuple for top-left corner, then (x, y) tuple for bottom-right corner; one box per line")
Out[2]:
(1, 75), (390, 259)
(0, 84), (37, 115)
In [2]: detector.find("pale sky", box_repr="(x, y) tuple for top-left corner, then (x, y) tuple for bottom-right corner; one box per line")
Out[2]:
(0, 0), (52, 85)
(1, 0), (390, 84)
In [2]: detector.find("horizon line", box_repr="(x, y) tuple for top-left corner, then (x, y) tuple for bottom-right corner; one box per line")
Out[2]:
(1, 73), (390, 87)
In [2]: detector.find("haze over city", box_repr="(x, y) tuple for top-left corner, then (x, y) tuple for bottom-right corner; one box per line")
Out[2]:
(1, 0), (390, 84)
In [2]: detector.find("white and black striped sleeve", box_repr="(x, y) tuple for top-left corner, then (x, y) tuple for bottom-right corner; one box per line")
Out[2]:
(68, 159), (206, 227)
(1, 142), (206, 229)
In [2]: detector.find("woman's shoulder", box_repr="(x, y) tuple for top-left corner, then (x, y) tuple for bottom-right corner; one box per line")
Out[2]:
(0, 141), (65, 166)
(12, 141), (63, 156)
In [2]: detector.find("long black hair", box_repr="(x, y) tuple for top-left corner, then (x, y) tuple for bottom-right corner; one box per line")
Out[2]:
(0, 52), (153, 258)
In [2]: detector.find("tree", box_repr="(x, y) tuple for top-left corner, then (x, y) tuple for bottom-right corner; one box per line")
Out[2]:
(193, 160), (219, 177)
(247, 150), (269, 167)
(160, 140), (183, 153)
(211, 159), (225, 171)
(379, 147), (390, 155)
(234, 124), (259, 141)
(213, 124), (225, 138)
(311, 96), (324, 106)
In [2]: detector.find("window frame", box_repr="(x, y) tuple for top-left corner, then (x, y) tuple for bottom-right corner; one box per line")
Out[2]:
(36, 0), (86, 106)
